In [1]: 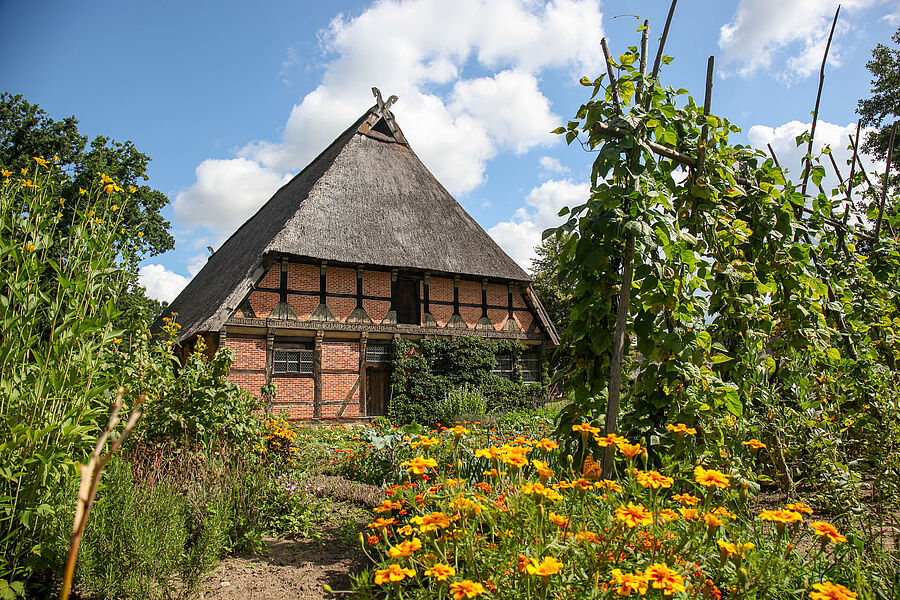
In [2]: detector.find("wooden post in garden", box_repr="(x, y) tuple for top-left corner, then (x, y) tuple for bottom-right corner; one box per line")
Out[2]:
(875, 121), (896, 242)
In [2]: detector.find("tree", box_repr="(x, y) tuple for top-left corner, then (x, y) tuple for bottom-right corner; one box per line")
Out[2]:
(0, 93), (174, 327)
(858, 27), (900, 169)
(530, 234), (573, 334)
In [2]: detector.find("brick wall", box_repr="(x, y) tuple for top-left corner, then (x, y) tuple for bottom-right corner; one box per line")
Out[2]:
(330, 297), (357, 322)
(327, 266), (356, 295)
(322, 340), (360, 418)
(430, 276), (453, 302)
(249, 291), (278, 319)
(431, 303), (453, 327)
(227, 336), (266, 370)
(289, 263), (318, 291)
(259, 263), (279, 288)
(287, 294), (318, 321)
(364, 299), (391, 323)
(322, 340), (360, 370)
(364, 270), (391, 297)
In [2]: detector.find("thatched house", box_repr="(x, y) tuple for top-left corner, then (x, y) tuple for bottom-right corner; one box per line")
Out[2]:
(161, 89), (558, 419)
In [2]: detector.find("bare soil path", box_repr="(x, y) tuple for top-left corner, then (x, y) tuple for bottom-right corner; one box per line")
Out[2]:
(199, 534), (367, 600)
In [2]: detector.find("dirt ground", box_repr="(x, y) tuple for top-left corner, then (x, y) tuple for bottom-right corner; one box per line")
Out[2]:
(199, 535), (368, 600)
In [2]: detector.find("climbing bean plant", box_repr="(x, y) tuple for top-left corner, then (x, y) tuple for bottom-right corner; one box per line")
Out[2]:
(548, 31), (900, 482)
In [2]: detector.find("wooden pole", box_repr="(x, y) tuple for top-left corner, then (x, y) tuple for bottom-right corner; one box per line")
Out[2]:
(801, 5), (840, 197)
(601, 38), (622, 114)
(875, 121), (896, 241)
(846, 120), (862, 201)
(849, 134), (877, 190)
(602, 23), (649, 479)
(644, 0), (678, 109)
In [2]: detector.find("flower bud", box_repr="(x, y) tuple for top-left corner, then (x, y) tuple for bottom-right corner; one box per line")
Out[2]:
(739, 482), (748, 503)
(323, 584), (334, 594)
(738, 567), (749, 586)
(783, 543), (794, 560)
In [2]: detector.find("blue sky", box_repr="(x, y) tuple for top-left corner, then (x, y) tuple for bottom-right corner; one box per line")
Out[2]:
(1, 0), (897, 301)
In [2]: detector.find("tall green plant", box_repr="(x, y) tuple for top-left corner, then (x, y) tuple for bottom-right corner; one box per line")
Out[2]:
(0, 160), (139, 591)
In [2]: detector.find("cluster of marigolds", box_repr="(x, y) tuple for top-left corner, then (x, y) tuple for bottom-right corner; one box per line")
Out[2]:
(355, 422), (856, 599)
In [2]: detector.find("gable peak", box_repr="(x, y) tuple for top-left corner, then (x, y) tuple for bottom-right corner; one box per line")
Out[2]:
(358, 87), (408, 145)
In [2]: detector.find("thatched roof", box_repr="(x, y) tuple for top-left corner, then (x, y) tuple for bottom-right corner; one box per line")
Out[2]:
(162, 91), (535, 341)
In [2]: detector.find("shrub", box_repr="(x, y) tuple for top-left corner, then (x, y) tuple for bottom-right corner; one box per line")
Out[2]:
(438, 385), (488, 424)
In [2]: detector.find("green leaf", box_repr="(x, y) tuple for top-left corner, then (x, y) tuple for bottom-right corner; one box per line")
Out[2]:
(710, 354), (733, 364)
(550, 126), (566, 135)
(826, 347), (841, 361)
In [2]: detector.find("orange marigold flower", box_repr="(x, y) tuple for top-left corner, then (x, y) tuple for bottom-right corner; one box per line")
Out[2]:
(618, 442), (643, 459)
(374, 564), (415, 585)
(475, 446), (502, 460)
(595, 433), (628, 447)
(521, 482), (563, 502)
(525, 556), (564, 577)
(449, 580), (486, 599)
(516, 553), (530, 574)
(644, 563), (686, 596)
(615, 502), (653, 528)
(549, 512), (569, 529)
(636, 470), (675, 490)
(25, 243), (36, 252)
(447, 425), (470, 436)
(742, 439), (767, 449)
(704, 512), (724, 527)
(411, 436), (439, 448)
(573, 478), (595, 492)
(673, 493), (700, 505)
(534, 437), (559, 451)
(533, 459), (553, 479)
(401, 456), (438, 475)
(610, 568), (649, 596)
(759, 509), (804, 524)
(374, 500), (402, 513)
(786, 502), (813, 515)
(576, 530), (599, 543)
(368, 517), (395, 529)
(572, 423), (602, 435)
(425, 563), (455, 580)
(366, 534), (379, 545)
(810, 521), (847, 543)
(718, 539), (755, 557)
(667, 423), (697, 435)
(679, 508), (700, 520)
(809, 581), (857, 600)
(694, 465), (730, 488)
(398, 524), (413, 536)
(411, 512), (451, 533)
(657, 509), (679, 522)
(388, 537), (422, 558)
(596, 479), (623, 492)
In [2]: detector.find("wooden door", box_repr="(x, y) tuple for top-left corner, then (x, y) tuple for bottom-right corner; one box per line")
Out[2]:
(395, 279), (420, 325)
(366, 368), (390, 416)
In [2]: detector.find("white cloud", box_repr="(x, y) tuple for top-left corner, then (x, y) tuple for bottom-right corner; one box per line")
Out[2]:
(538, 155), (571, 177)
(173, 157), (292, 237)
(186, 254), (208, 277)
(489, 179), (589, 270)
(718, 0), (880, 80)
(883, 11), (900, 26)
(747, 119), (882, 204)
(138, 264), (189, 303)
(236, 0), (604, 194)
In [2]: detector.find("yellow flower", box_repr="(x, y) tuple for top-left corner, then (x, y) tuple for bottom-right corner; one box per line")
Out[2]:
(137, 231), (144, 238)
(104, 183), (123, 194)
(367, 517), (395, 529)
(678, 508), (700, 520)
(718, 539), (754, 557)
(1, 169), (11, 178)
(667, 423), (697, 435)
(21, 179), (36, 188)
(809, 581), (857, 600)
(56, 212), (62, 218)
(644, 563), (686, 596)
(53, 155), (59, 162)
(673, 493), (700, 505)
(373, 500), (402, 513)
(636, 470), (674, 489)
(810, 521), (847, 543)
(610, 568), (649, 596)
(548, 512), (569, 529)
(374, 564), (415, 585)
(411, 436), (439, 448)
(520, 482), (562, 502)
(594, 433), (627, 447)
(128, 185), (137, 193)
(694, 465), (730, 488)
(532, 459), (553, 479)
(534, 437), (559, 451)
(618, 442), (643, 459)
(447, 425), (470, 436)
(387, 537), (422, 558)
(785, 502), (813, 515)
(449, 580), (485, 599)
(425, 563), (455, 580)
(704, 512), (724, 527)
(111, 204), (119, 211)
(410, 512), (451, 533)
(615, 502), (653, 528)
(78, 187), (87, 195)
(657, 509), (679, 522)
(401, 456), (438, 475)
(572, 423), (602, 435)
(33, 156), (48, 167)
(759, 509), (803, 524)
(100, 173), (114, 184)
(525, 556), (564, 577)
(113, 338), (122, 345)
(25, 243), (36, 252)
(742, 439), (767, 449)
(595, 479), (622, 492)
(20, 167), (28, 175)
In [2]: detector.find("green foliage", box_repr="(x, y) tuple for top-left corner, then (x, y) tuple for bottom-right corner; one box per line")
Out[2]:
(438, 385), (488, 424)
(388, 336), (545, 426)
(0, 93), (172, 332)
(119, 335), (262, 447)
